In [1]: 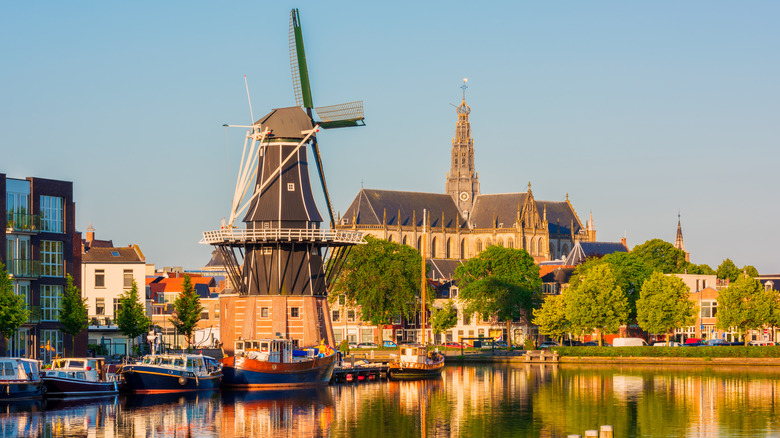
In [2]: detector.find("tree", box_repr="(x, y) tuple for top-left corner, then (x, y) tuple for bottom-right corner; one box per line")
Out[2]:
(59, 274), (89, 356)
(170, 275), (204, 349)
(683, 263), (716, 276)
(631, 239), (688, 274)
(716, 259), (740, 282)
(569, 252), (653, 321)
(636, 272), (696, 345)
(454, 245), (541, 346)
(330, 236), (429, 326)
(716, 275), (771, 345)
(565, 264), (629, 346)
(116, 280), (151, 353)
(743, 265), (759, 278)
(532, 293), (570, 344)
(430, 300), (458, 342)
(0, 263), (30, 340)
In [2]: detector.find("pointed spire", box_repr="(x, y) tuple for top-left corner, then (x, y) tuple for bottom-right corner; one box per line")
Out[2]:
(587, 210), (594, 231)
(528, 181), (532, 192)
(675, 210), (686, 252)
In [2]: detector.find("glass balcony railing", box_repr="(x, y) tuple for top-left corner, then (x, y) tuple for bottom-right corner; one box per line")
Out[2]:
(6, 212), (40, 233)
(7, 259), (41, 279)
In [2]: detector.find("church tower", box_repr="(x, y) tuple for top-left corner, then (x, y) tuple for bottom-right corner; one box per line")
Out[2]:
(446, 79), (480, 219)
(674, 211), (690, 262)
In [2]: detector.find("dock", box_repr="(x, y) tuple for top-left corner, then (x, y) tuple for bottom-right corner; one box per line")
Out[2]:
(330, 353), (391, 383)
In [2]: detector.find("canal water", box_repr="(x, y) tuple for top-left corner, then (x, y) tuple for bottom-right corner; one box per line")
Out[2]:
(3, 363), (779, 437)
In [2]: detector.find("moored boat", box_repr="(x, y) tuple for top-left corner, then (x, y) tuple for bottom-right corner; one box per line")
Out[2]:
(42, 357), (119, 397)
(119, 353), (222, 394)
(0, 357), (42, 400)
(221, 339), (337, 389)
(387, 345), (444, 380)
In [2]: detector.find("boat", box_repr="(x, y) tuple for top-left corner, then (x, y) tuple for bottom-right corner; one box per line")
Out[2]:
(0, 357), (43, 400)
(42, 357), (119, 397)
(221, 339), (337, 389)
(387, 345), (445, 380)
(118, 353), (222, 394)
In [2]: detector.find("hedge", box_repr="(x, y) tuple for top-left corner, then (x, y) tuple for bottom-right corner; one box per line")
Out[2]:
(550, 346), (780, 358)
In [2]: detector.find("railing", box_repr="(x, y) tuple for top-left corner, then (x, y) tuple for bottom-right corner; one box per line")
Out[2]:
(7, 259), (41, 279)
(89, 316), (113, 326)
(6, 212), (40, 233)
(200, 228), (365, 245)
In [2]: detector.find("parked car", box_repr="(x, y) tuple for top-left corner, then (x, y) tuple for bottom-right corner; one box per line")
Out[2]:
(443, 342), (464, 348)
(653, 341), (681, 347)
(357, 342), (378, 349)
(749, 340), (776, 346)
(382, 340), (397, 348)
(493, 341), (508, 348)
(612, 338), (649, 347)
(348, 342), (359, 349)
(561, 340), (581, 346)
(539, 341), (559, 349)
(705, 339), (729, 346)
(684, 338), (702, 345)
(581, 341), (600, 347)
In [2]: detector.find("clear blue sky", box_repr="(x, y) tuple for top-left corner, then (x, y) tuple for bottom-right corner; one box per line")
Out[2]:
(2, 1), (778, 274)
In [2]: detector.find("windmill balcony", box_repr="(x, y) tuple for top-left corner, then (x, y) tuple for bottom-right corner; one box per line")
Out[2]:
(200, 227), (365, 245)
(6, 212), (40, 233)
(7, 259), (41, 279)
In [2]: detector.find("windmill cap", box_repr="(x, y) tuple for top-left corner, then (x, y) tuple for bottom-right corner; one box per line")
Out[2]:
(256, 107), (314, 139)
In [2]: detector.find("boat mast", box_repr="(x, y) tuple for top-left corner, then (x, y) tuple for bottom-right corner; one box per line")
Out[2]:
(421, 209), (427, 345)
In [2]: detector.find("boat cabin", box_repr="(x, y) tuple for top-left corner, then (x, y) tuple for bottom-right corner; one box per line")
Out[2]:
(47, 358), (107, 382)
(139, 354), (220, 375)
(399, 346), (430, 365)
(235, 339), (294, 363)
(0, 358), (40, 382)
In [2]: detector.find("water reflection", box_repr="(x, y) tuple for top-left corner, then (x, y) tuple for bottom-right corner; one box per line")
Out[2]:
(1, 365), (779, 437)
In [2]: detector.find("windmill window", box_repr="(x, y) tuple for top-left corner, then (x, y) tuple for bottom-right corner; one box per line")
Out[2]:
(287, 183), (295, 191)
(290, 307), (300, 318)
(262, 247), (273, 255)
(260, 307), (269, 318)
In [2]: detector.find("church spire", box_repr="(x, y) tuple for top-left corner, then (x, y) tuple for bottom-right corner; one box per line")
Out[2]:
(674, 211), (685, 252)
(446, 78), (480, 219)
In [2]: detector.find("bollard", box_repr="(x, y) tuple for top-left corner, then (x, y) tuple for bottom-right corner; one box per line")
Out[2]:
(599, 425), (613, 438)
(584, 430), (598, 438)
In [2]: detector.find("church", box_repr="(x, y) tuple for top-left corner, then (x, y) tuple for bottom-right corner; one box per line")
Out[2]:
(336, 82), (596, 261)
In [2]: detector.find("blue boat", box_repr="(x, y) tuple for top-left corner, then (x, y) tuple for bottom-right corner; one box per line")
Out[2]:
(0, 358), (42, 400)
(221, 339), (336, 389)
(119, 353), (222, 394)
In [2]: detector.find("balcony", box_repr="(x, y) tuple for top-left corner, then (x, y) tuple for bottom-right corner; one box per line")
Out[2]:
(27, 306), (41, 324)
(89, 315), (115, 327)
(7, 259), (41, 279)
(6, 212), (40, 234)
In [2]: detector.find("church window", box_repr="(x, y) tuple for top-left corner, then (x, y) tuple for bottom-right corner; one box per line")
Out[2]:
(431, 237), (437, 258)
(446, 238), (452, 259)
(562, 243), (569, 255)
(460, 239), (466, 258)
(486, 238), (492, 247)
(507, 238), (514, 249)
(402, 235), (408, 246)
(497, 238), (503, 247)
(476, 239), (482, 253)
(417, 237), (421, 251)
(461, 157), (465, 165)
(387, 235), (393, 243)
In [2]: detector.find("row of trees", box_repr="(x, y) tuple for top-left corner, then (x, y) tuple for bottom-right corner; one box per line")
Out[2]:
(0, 263), (205, 357)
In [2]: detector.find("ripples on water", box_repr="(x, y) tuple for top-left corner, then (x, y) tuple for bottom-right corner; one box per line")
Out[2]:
(2, 364), (779, 437)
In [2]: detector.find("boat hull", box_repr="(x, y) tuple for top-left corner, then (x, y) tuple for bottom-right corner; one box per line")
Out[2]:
(42, 376), (119, 398)
(221, 352), (336, 389)
(0, 381), (42, 400)
(120, 365), (221, 394)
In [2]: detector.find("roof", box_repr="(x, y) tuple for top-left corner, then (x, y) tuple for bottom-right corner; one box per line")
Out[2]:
(341, 189), (465, 228)
(82, 246), (144, 263)
(156, 276), (216, 293)
(564, 241), (628, 266)
(83, 238), (113, 251)
(540, 266), (576, 284)
(204, 249), (226, 269)
(428, 259), (464, 280)
(469, 193), (527, 229)
(256, 107), (313, 140)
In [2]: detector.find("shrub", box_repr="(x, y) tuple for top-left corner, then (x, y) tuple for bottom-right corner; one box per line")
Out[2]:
(551, 346), (780, 358)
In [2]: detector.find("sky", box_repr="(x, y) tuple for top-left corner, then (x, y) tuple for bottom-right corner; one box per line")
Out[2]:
(2, 1), (778, 274)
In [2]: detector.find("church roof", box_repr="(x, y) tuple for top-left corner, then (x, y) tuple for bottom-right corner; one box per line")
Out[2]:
(469, 193), (582, 234)
(564, 241), (628, 266)
(428, 259), (464, 280)
(341, 189), (465, 228)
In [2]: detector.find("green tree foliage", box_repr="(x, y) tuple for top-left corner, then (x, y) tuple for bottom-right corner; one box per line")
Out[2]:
(636, 272), (696, 345)
(743, 265), (759, 278)
(454, 245), (541, 345)
(116, 280), (151, 351)
(716, 275), (771, 345)
(170, 275), (204, 348)
(330, 236), (429, 326)
(59, 274), (89, 355)
(430, 300), (458, 339)
(569, 252), (653, 321)
(0, 263), (30, 340)
(683, 263), (716, 276)
(716, 259), (740, 282)
(631, 239), (688, 274)
(565, 264), (629, 346)
(532, 293), (570, 344)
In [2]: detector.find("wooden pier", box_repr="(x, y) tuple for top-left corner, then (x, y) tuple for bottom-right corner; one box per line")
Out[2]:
(331, 358), (389, 383)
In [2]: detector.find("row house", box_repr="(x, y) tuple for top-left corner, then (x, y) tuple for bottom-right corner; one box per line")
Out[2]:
(148, 274), (220, 350)
(1, 174), (84, 360)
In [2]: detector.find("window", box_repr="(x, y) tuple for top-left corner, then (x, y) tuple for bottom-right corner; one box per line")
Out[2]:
(701, 301), (718, 318)
(41, 330), (63, 359)
(332, 310), (340, 321)
(201, 310), (210, 320)
(361, 328), (373, 343)
(96, 298), (105, 315)
(263, 247), (273, 255)
(41, 285), (62, 321)
(463, 312), (471, 326)
(287, 183), (295, 191)
(113, 298), (122, 316)
(40, 195), (64, 233)
(347, 310), (356, 322)
(392, 315), (402, 325)
(40, 240), (63, 277)
(95, 270), (105, 288)
(290, 307), (300, 318)
(123, 270), (133, 288)
(215, 308), (220, 320)
(260, 307), (269, 318)
(333, 329), (343, 343)
(450, 286), (458, 298)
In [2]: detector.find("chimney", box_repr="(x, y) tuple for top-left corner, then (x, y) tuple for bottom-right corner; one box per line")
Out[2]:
(621, 237), (628, 250)
(86, 222), (95, 242)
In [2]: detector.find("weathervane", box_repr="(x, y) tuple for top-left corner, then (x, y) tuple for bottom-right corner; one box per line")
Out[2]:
(461, 78), (468, 101)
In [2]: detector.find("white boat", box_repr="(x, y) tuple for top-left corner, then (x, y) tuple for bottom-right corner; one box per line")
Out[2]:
(0, 357), (42, 400)
(387, 345), (445, 380)
(42, 358), (119, 397)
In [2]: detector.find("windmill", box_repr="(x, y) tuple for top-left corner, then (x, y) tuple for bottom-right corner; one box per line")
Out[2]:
(201, 9), (364, 350)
